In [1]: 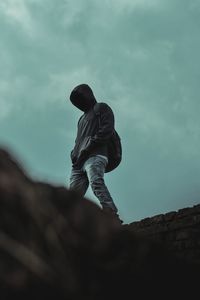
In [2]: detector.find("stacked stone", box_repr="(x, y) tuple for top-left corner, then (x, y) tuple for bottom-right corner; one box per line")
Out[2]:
(128, 204), (200, 263)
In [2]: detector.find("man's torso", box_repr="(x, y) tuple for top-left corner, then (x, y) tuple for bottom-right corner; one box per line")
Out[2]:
(71, 106), (108, 168)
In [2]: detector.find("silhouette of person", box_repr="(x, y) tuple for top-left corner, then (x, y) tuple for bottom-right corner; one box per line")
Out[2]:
(68, 84), (122, 224)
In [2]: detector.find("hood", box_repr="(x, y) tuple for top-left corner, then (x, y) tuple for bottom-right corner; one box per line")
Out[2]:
(70, 84), (97, 112)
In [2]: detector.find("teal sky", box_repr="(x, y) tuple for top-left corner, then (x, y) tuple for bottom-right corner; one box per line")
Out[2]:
(0, 0), (200, 223)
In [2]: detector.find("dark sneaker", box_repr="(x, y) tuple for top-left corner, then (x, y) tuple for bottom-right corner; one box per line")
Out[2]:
(102, 207), (123, 225)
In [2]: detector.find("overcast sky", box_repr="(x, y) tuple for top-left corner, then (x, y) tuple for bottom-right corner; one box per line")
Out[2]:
(0, 0), (200, 224)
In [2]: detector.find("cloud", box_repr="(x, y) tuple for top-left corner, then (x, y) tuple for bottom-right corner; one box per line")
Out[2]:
(99, 0), (165, 11)
(58, 0), (166, 32)
(0, 76), (33, 120)
(0, 0), (36, 36)
(107, 79), (200, 159)
(0, 80), (12, 119)
(59, 1), (86, 27)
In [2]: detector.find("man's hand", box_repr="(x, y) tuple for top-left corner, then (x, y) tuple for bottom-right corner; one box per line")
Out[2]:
(77, 149), (88, 161)
(70, 150), (76, 164)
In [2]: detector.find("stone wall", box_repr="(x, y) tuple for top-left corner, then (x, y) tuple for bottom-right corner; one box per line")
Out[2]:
(127, 204), (200, 263)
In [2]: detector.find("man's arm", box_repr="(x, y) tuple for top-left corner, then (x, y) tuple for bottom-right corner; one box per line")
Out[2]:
(91, 102), (115, 144)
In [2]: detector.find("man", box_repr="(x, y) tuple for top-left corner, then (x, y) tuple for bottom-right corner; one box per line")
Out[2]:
(68, 83), (122, 224)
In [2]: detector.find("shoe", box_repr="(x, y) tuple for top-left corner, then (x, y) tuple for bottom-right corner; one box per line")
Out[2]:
(102, 207), (123, 225)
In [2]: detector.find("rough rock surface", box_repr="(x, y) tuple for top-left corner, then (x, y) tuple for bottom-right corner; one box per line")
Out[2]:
(0, 147), (199, 299)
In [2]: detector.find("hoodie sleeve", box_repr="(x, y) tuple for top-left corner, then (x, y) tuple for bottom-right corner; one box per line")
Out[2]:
(91, 102), (114, 145)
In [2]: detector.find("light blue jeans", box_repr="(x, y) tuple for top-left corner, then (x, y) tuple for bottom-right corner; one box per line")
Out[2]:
(69, 155), (118, 212)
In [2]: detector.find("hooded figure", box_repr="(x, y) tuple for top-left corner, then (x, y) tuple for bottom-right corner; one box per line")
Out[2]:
(68, 84), (123, 224)
(70, 84), (97, 112)
(70, 84), (115, 170)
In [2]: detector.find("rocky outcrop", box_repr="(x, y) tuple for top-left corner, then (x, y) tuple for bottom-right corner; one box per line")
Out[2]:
(0, 147), (199, 299)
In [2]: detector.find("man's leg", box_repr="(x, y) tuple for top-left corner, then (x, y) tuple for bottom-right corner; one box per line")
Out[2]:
(83, 156), (118, 212)
(69, 167), (89, 197)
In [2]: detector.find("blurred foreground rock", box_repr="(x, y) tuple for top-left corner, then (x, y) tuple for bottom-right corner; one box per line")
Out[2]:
(0, 147), (199, 299)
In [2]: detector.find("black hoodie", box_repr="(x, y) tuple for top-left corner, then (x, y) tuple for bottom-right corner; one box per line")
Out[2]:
(69, 84), (115, 170)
